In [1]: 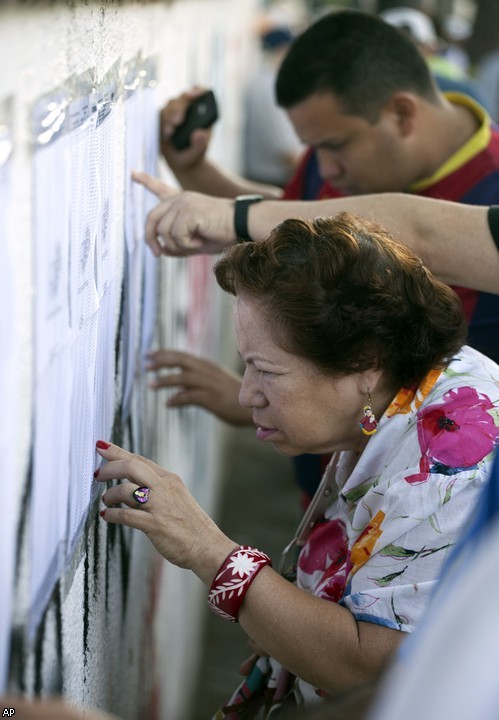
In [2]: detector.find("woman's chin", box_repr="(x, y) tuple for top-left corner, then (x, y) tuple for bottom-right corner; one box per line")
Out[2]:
(269, 440), (306, 457)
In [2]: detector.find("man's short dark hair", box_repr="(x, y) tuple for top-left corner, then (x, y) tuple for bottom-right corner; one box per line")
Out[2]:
(276, 10), (440, 121)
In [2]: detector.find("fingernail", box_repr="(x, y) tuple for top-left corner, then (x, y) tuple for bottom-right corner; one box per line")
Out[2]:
(99, 510), (106, 518)
(93, 468), (100, 478)
(96, 440), (110, 449)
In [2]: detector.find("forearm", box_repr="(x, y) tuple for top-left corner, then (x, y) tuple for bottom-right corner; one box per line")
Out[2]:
(396, 198), (498, 293)
(169, 157), (283, 199)
(141, 175), (499, 294)
(189, 537), (401, 692)
(247, 195), (499, 294)
(342, 196), (498, 292)
(238, 567), (402, 696)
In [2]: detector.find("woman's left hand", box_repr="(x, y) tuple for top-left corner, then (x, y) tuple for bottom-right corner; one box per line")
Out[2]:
(95, 441), (236, 584)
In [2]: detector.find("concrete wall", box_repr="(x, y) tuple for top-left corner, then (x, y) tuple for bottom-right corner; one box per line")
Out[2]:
(0, 1), (257, 718)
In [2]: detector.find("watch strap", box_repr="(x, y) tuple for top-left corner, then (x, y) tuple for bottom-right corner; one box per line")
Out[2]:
(487, 206), (499, 251)
(234, 194), (264, 242)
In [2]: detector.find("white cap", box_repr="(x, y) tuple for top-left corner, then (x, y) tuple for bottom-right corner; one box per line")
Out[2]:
(379, 7), (437, 47)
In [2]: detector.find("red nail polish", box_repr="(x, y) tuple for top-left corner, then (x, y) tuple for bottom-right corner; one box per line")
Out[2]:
(99, 510), (106, 518)
(93, 468), (100, 478)
(96, 440), (110, 449)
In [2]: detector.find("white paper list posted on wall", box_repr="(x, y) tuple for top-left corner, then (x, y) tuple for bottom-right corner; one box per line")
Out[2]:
(31, 99), (73, 638)
(0, 100), (19, 691)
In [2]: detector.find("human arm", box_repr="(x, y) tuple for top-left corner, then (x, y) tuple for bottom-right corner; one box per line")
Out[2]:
(159, 88), (282, 199)
(95, 442), (403, 696)
(239, 567), (401, 694)
(145, 349), (250, 426)
(246, 194), (499, 294)
(245, 195), (499, 293)
(133, 172), (499, 294)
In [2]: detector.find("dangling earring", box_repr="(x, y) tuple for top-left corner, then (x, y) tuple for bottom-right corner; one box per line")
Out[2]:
(359, 392), (378, 436)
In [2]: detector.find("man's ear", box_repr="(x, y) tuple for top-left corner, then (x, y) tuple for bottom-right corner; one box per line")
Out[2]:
(383, 92), (418, 137)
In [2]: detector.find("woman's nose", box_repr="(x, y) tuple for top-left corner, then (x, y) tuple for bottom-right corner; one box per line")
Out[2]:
(239, 369), (267, 409)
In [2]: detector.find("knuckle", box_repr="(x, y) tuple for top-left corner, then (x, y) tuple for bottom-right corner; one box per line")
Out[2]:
(127, 455), (147, 477)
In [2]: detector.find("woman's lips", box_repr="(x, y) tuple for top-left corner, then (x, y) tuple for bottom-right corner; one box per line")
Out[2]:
(255, 425), (278, 441)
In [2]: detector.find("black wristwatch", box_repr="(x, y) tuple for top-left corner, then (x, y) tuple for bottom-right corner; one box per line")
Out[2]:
(487, 206), (499, 250)
(234, 194), (264, 242)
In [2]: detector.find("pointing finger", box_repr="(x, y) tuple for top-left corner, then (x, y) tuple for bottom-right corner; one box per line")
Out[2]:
(132, 170), (177, 201)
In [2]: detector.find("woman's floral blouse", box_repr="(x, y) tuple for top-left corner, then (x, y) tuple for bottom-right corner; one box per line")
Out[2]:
(298, 346), (499, 633)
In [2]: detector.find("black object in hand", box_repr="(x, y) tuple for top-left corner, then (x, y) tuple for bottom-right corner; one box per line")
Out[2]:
(170, 90), (219, 151)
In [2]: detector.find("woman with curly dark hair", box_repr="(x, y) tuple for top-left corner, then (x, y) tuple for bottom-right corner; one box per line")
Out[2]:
(95, 214), (499, 715)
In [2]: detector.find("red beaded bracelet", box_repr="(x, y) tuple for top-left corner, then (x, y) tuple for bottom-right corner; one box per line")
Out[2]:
(208, 546), (272, 623)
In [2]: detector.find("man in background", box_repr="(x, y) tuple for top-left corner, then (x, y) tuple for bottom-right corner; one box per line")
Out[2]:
(160, 9), (499, 362)
(243, 26), (303, 188)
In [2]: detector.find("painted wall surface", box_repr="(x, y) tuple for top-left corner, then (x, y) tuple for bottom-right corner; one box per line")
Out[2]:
(0, 1), (257, 718)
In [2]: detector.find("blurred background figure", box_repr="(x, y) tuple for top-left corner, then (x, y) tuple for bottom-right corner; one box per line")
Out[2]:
(243, 25), (304, 187)
(438, 11), (473, 74)
(475, 48), (499, 123)
(465, 0), (499, 123)
(378, 5), (490, 110)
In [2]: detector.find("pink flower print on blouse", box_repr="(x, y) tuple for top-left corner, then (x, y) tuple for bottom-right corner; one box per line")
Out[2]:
(406, 386), (499, 484)
(405, 453), (432, 485)
(298, 519), (351, 603)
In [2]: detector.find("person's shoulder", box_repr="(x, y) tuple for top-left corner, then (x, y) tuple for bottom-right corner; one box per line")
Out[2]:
(420, 346), (499, 407)
(443, 345), (499, 385)
(449, 345), (499, 377)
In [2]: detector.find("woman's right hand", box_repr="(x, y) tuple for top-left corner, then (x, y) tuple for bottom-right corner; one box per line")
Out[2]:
(95, 441), (236, 584)
(159, 88), (213, 171)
